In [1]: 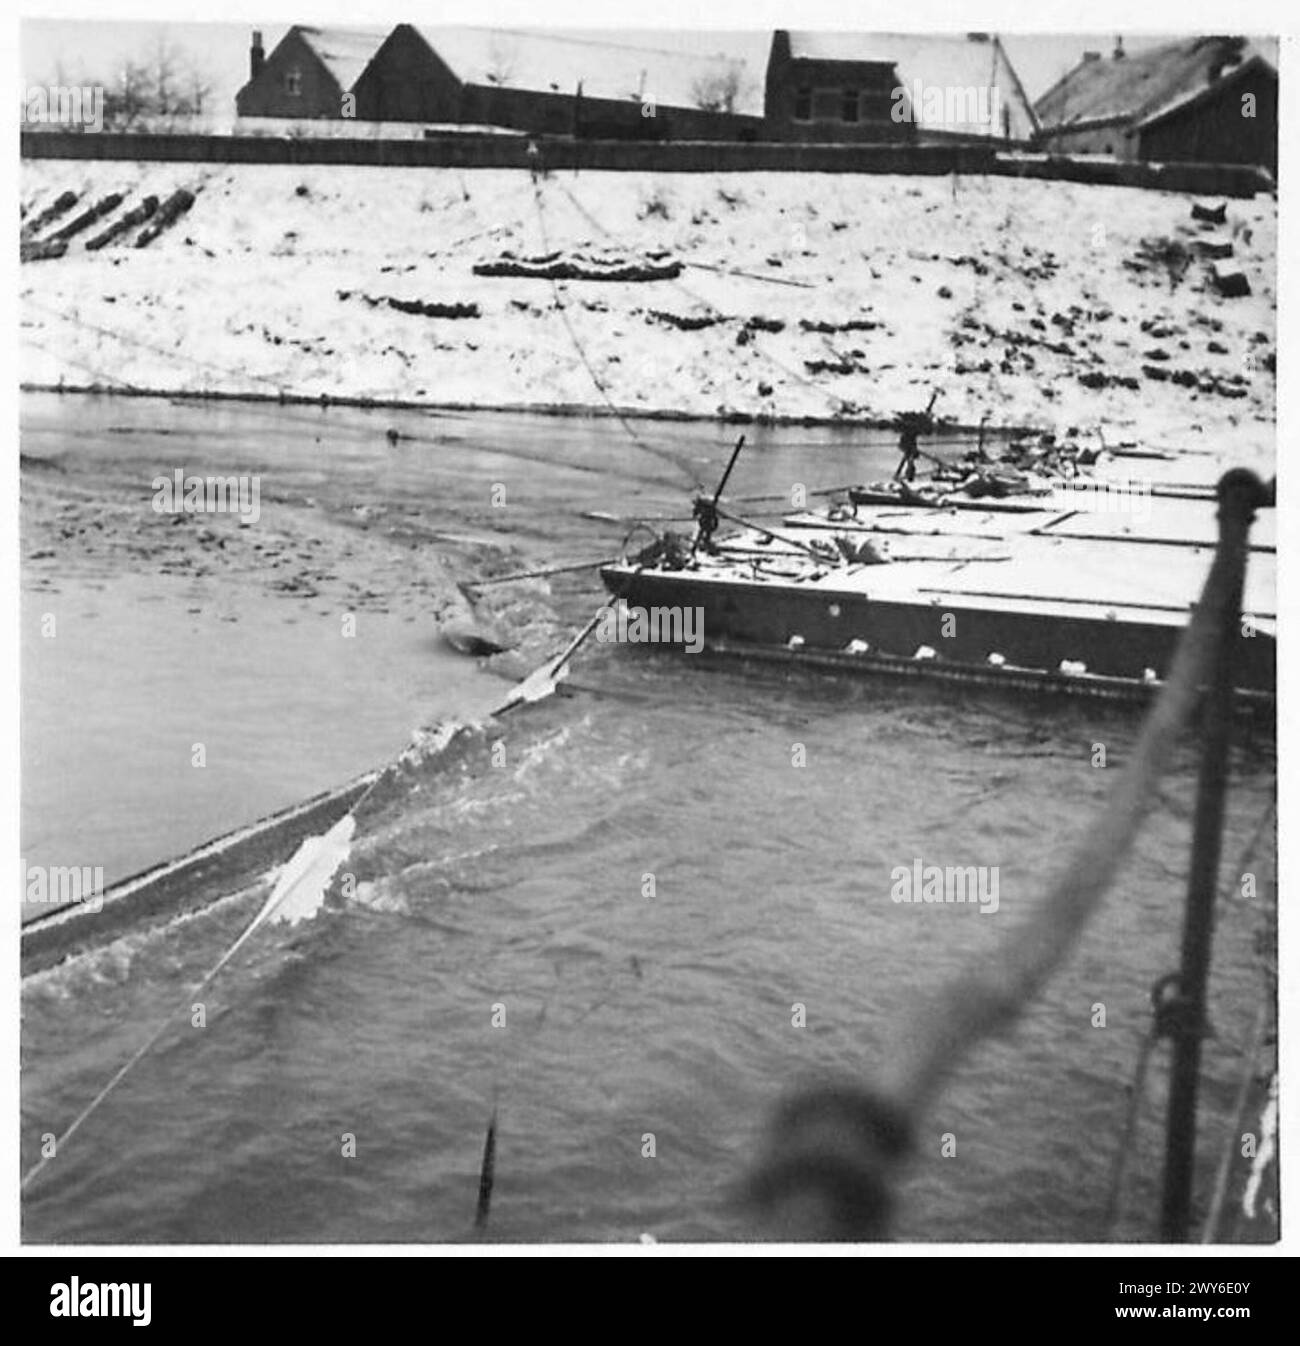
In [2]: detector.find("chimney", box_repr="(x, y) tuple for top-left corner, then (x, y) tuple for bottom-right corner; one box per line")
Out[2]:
(1113, 36), (1126, 60)
(1209, 38), (1245, 85)
(250, 31), (265, 80)
(1082, 51), (1101, 62)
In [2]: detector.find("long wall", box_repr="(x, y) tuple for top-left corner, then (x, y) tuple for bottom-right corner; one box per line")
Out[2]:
(20, 130), (1270, 196)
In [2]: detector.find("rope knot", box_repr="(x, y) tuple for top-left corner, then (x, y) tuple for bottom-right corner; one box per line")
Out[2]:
(745, 1084), (912, 1240)
(1151, 972), (1208, 1042)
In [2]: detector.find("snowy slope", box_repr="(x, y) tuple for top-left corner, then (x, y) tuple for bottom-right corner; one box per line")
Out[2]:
(21, 160), (1276, 469)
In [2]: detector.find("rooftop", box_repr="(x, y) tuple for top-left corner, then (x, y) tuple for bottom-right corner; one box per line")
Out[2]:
(413, 26), (762, 115)
(295, 25), (390, 93)
(1034, 36), (1274, 132)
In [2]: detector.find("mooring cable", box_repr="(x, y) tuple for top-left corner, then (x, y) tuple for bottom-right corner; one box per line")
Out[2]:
(530, 178), (704, 492)
(21, 621), (605, 1197)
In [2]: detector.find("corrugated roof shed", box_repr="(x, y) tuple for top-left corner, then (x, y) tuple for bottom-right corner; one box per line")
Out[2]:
(1034, 36), (1273, 131)
(297, 25), (390, 93)
(414, 26), (762, 115)
(784, 31), (1038, 138)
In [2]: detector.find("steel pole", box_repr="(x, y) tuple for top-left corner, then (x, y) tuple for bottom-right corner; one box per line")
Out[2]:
(1158, 469), (1266, 1241)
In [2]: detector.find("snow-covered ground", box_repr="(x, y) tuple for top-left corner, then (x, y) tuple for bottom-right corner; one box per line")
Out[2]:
(21, 160), (1276, 468)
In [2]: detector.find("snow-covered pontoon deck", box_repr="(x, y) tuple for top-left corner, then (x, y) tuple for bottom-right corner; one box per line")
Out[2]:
(601, 490), (1275, 700)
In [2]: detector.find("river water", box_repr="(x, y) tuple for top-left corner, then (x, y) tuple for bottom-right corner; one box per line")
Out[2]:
(20, 394), (1276, 1243)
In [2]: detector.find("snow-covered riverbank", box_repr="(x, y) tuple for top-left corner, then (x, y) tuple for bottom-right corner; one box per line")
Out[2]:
(21, 161), (1276, 468)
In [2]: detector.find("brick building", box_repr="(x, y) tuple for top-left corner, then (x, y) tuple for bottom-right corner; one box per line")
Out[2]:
(1033, 36), (1277, 175)
(234, 25), (1052, 147)
(354, 26), (763, 139)
(763, 31), (1038, 143)
(237, 24), (764, 139)
(235, 26), (388, 120)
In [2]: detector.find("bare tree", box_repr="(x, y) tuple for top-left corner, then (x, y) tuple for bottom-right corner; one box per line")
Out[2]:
(484, 38), (518, 87)
(690, 65), (749, 115)
(150, 35), (180, 116)
(105, 59), (155, 130)
(66, 34), (217, 130)
(182, 68), (212, 118)
(149, 36), (214, 124)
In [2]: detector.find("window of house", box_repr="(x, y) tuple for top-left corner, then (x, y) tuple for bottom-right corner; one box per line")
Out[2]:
(842, 89), (860, 123)
(793, 87), (812, 121)
(812, 89), (848, 122)
(285, 68), (302, 97)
